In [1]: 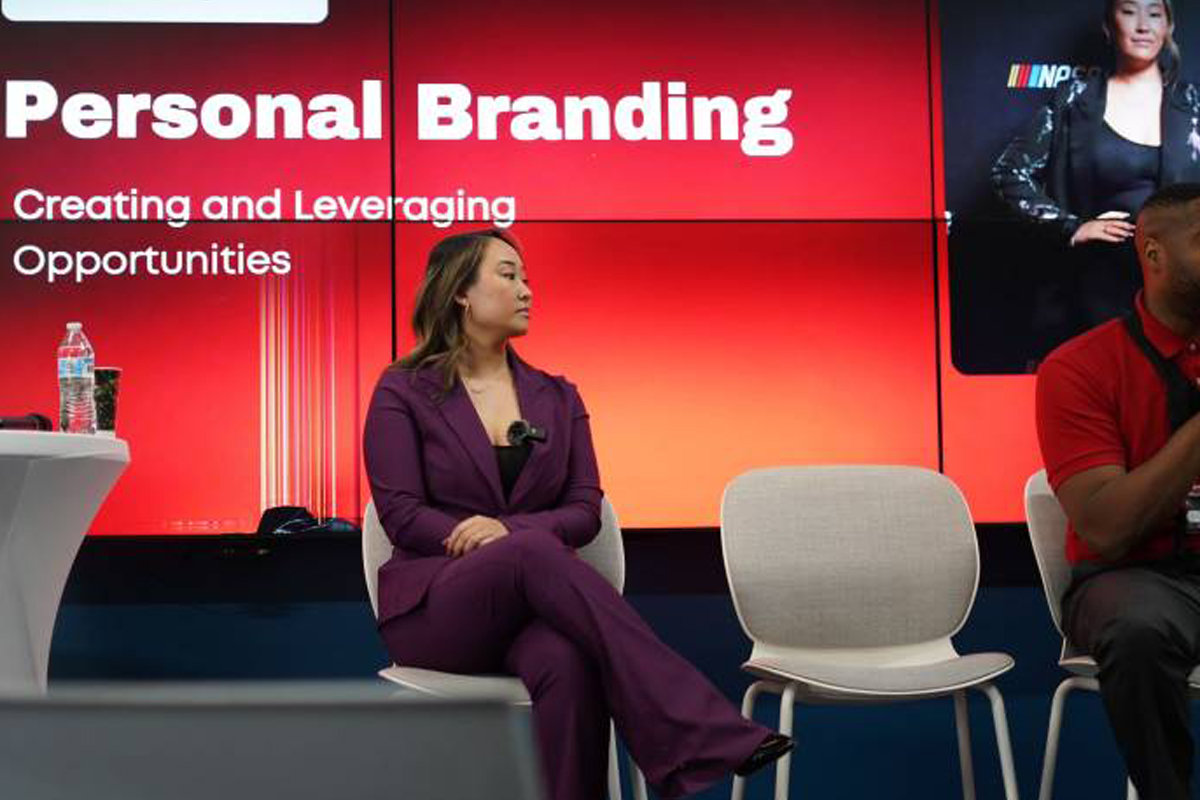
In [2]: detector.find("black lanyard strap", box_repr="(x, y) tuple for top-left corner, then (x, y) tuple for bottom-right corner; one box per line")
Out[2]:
(1123, 312), (1200, 431)
(1122, 312), (1200, 555)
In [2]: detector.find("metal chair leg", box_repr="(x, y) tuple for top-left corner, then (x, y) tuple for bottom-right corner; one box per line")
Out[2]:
(1038, 677), (1077, 800)
(979, 683), (1020, 800)
(774, 683), (797, 800)
(954, 690), (976, 800)
(731, 681), (766, 800)
(631, 764), (648, 800)
(607, 720), (622, 800)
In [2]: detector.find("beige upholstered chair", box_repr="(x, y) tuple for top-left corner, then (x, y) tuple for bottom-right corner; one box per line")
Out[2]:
(362, 497), (646, 800)
(1024, 469), (1200, 800)
(721, 466), (1019, 800)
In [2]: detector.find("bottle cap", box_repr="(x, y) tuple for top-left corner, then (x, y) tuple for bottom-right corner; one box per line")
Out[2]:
(66, 322), (81, 330)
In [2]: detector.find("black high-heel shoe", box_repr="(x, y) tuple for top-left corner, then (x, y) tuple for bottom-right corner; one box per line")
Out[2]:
(734, 733), (795, 777)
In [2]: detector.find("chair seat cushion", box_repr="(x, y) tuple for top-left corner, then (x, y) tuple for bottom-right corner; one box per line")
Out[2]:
(1059, 655), (1099, 678)
(378, 665), (532, 705)
(1060, 655), (1200, 686)
(744, 652), (1015, 698)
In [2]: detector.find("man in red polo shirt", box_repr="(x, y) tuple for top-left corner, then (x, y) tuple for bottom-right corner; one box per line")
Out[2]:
(1037, 182), (1200, 800)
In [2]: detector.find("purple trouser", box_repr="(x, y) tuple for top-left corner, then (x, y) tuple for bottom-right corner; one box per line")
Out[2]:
(379, 531), (770, 800)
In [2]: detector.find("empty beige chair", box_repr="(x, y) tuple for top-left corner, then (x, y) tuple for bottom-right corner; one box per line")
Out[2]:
(362, 498), (647, 800)
(721, 466), (1019, 800)
(1024, 469), (1200, 800)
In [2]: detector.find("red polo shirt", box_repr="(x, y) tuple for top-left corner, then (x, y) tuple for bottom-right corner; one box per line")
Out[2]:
(1036, 292), (1200, 565)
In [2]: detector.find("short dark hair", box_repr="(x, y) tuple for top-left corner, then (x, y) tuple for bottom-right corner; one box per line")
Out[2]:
(1141, 182), (1200, 214)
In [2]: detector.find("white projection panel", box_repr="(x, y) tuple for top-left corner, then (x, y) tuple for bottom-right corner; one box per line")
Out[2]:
(2, 0), (327, 24)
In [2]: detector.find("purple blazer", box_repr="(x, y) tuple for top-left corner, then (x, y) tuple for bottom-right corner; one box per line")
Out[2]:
(362, 350), (603, 625)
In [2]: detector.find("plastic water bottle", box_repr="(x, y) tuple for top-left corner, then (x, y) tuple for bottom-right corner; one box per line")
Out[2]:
(57, 322), (96, 434)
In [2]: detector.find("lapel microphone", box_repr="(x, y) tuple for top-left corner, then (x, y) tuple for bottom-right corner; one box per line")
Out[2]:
(507, 419), (547, 446)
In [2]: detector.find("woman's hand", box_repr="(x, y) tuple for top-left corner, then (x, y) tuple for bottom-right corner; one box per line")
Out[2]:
(1070, 211), (1135, 246)
(443, 516), (509, 557)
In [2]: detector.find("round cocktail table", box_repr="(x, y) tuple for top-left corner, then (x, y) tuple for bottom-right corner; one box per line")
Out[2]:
(0, 431), (129, 692)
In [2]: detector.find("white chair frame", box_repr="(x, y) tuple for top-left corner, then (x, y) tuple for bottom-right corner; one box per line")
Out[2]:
(721, 466), (1020, 800)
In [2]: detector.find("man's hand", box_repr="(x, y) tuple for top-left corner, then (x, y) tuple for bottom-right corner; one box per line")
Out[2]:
(443, 516), (509, 557)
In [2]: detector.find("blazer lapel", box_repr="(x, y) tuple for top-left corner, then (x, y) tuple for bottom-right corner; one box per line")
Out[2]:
(415, 367), (505, 509)
(507, 352), (552, 510)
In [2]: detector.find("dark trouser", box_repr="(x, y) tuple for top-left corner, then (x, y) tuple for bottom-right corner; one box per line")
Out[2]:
(379, 531), (770, 800)
(1064, 560), (1200, 800)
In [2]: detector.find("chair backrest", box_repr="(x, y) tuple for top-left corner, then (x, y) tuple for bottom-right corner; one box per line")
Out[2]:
(361, 501), (390, 618)
(578, 499), (625, 593)
(1023, 469), (1072, 635)
(720, 465), (979, 649)
(362, 498), (625, 619)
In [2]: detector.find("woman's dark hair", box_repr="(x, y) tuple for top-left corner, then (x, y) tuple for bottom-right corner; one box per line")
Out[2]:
(393, 228), (522, 392)
(1104, 0), (1180, 82)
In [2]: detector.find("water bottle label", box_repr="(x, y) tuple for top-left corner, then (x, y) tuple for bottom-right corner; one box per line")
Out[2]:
(57, 356), (94, 378)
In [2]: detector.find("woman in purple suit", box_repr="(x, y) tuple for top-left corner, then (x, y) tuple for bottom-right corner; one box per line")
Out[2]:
(363, 228), (791, 800)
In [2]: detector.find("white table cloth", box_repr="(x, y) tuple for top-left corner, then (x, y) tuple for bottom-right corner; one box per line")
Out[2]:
(0, 431), (129, 692)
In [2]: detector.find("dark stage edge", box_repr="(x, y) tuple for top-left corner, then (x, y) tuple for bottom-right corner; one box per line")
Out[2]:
(62, 523), (1038, 605)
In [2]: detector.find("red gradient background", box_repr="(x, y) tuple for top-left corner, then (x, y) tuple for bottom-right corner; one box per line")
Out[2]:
(395, 0), (933, 220)
(0, 222), (391, 534)
(394, 222), (939, 526)
(0, 0), (1039, 533)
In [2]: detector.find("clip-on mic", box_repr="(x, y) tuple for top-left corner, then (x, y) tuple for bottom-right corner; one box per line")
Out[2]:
(507, 419), (547, 446)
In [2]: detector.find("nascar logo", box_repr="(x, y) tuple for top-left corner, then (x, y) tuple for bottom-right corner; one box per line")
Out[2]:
(1007, 63), (1101, 89)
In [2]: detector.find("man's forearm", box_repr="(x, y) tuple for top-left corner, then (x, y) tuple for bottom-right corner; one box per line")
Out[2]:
(1080, 417), (1200, 561)
(1078, 415), (1200, 559)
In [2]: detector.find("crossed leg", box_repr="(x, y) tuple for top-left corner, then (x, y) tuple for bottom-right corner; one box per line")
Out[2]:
(380, 531), (771, 799)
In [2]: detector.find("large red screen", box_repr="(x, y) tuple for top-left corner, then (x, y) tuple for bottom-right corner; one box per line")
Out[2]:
(0, 0), (1042, 532)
